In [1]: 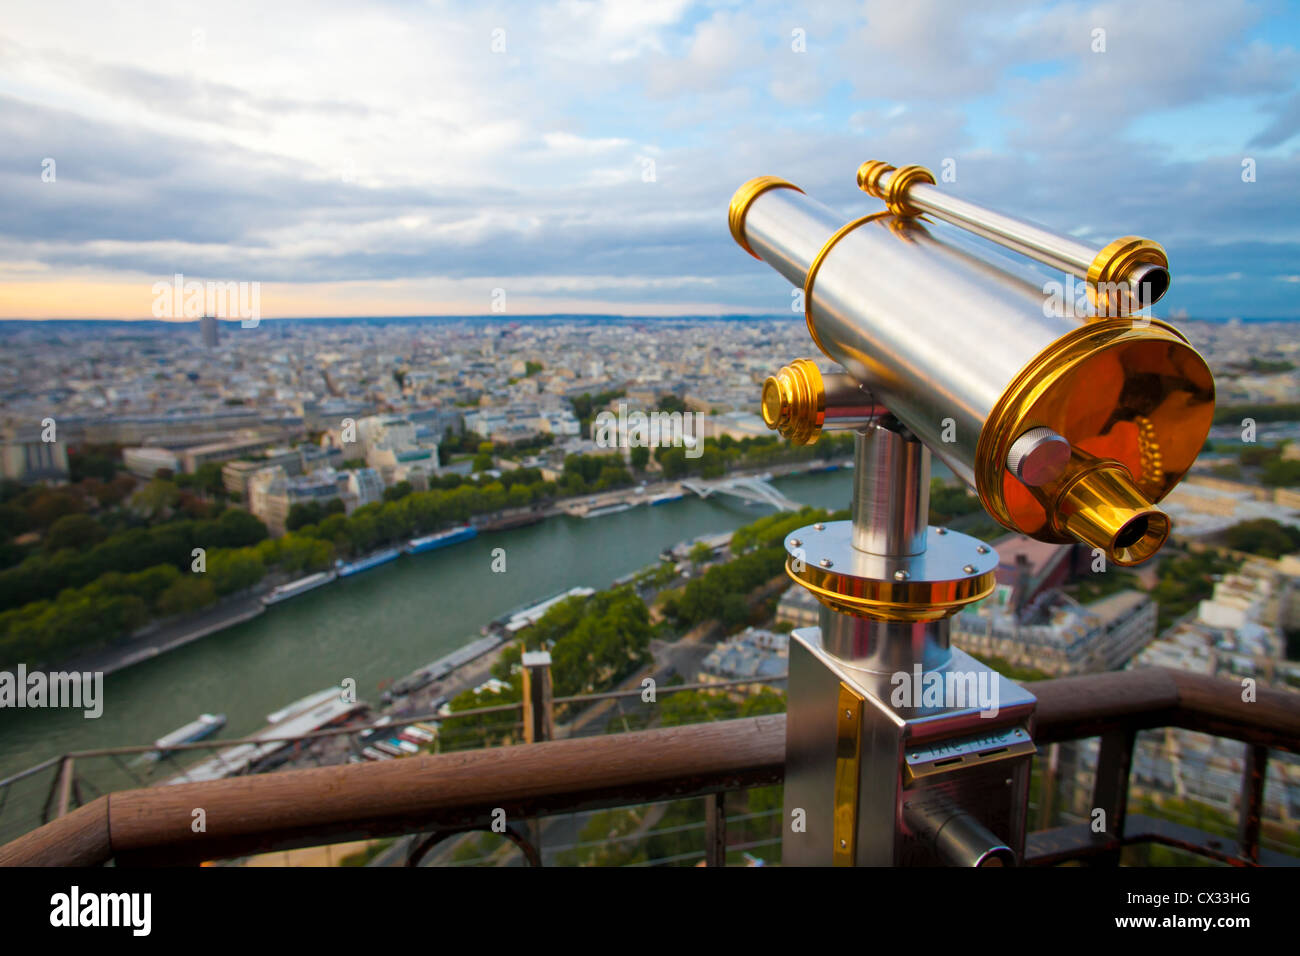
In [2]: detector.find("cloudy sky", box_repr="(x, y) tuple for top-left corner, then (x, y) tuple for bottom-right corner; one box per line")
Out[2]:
(1, 0), (1298, 319)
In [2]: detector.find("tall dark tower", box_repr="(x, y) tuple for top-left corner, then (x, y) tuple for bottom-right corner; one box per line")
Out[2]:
(201, 314), (219, 349)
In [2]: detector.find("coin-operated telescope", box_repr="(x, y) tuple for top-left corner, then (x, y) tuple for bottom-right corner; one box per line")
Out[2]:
(730, 161), (1214, 866)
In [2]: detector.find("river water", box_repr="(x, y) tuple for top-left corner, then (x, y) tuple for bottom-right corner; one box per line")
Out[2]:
(0, 469), (860, 819)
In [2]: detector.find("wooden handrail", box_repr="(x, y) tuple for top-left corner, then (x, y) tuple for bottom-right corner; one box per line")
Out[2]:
(1, 667), (1295, 867)
(1032, 667), (1300, 748)
(1, 714), (786, 866)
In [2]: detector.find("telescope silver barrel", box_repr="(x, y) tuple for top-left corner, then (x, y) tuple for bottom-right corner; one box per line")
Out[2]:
(730, 174), (1215, 567)
(857, 160), (1170, 316)
(870, 167), (1099, 274)
(740, 184), (1058, 490)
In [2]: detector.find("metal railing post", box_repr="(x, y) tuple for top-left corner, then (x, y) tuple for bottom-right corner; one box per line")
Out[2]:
(522, 651), (554, 744)
(1089, 729), (1135, 866)
(705, 792), (727, 867)
(42, 757), (75, 823)
(1237, 744), (1269, 864)
(521, 650), (554, 864)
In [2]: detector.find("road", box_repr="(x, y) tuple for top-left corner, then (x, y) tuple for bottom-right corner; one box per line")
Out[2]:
(60, 592), (268, 677)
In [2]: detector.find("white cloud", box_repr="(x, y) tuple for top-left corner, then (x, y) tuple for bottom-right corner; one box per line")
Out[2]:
(0, 0), (1297, 316)
(541, 132), (634, 154)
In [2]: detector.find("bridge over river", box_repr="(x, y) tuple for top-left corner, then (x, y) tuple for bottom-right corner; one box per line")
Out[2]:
(679, 473), (803, 511)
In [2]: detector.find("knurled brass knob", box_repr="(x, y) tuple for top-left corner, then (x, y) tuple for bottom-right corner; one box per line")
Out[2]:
(761, 359), (825, 446)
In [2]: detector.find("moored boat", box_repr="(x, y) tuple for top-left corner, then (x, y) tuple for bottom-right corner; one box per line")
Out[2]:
(336, 547), (401, 577)
(583, 502), (633, 518)
(148, 712), (226, 759)
(262, 571), (337, 606)
(405, 525), (478, 555)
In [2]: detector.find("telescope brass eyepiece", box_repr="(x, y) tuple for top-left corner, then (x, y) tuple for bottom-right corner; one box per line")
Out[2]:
(1086, 236), (1170, 317)
(1042, 454), (1171, 567)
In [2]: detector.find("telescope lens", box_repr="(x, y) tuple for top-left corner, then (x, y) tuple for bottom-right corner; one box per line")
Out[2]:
(1129, 263), (1169, 310)
(1114, 515), (1150, 550)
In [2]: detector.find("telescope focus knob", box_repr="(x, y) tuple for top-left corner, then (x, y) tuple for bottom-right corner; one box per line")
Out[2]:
(761, 359), (825, 446)
(761, 360), (887, 445)
(1005, 427), (1072, 486)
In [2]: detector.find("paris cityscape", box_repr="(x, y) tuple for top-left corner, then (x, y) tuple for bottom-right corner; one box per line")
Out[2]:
(0, 2), (1297, 927)
(0, 310), (1297, 869)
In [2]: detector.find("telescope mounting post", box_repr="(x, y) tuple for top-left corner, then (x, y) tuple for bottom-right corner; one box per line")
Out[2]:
(781, 416), (1037, 867)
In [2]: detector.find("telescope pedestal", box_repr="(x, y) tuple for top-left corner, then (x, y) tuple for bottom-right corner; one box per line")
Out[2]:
(780, 422), (1038, 865)
(783, 616), (1036, 866)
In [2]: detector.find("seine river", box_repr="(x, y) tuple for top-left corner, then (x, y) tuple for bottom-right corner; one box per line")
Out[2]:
(0, 469), (863, 835)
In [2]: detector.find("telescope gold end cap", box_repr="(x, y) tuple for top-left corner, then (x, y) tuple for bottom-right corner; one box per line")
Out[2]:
(1054, 462), (1172, 566)
(854, 160), (934, 217)
(1086, 236), (1170, 316)
(729, 176), (804, 259)
(856, 160), (895, 197)
(760, 377), (787, 429)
